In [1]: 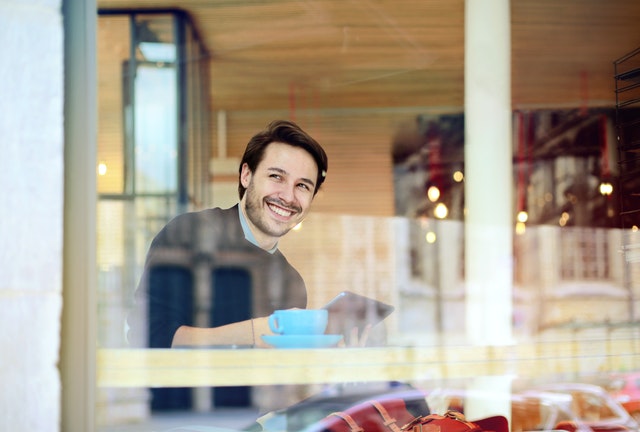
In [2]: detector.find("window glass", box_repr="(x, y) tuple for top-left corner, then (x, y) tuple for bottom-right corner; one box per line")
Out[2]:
(95, 6), (640, 432)
(133, 64), (177, 194)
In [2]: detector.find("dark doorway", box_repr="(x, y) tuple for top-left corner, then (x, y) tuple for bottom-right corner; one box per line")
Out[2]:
(148, 265), (194, 411)
(211, 267), (253, 407)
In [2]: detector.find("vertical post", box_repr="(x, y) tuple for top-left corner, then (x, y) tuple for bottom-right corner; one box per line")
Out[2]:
(176, 14), (189, 213)
(464, 3), (514, 418)
(61, 0), (97, 430)
(464, 0), (513, 345)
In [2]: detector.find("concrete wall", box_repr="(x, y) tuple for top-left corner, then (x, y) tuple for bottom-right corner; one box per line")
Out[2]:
(0, 0), (64, 430)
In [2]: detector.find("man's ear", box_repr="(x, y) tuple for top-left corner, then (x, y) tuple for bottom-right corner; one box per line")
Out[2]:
(240, 163), (252, 188)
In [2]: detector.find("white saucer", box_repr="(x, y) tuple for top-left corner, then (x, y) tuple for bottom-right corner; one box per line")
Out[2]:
(261, 334), (343, 349)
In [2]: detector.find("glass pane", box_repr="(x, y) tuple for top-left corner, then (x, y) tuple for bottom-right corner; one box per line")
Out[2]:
(133, 64), (177, 194)
(96, 6), (640, 432)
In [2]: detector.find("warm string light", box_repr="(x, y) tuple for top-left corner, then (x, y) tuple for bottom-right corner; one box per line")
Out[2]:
(416, 169), (615, 235)
(421, 175), (613, 230)
(427, 186), (440, 202)
(599, 181), (613, 196)
(425, 231), (436, 244)
(98, 162), (107, 176)
(515, 210), (528, 235)
(517, 211), (528, 223)
(434, 203), (448, 219)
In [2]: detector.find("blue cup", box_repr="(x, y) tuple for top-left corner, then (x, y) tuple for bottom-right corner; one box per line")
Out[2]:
(268, 309), (328, 335)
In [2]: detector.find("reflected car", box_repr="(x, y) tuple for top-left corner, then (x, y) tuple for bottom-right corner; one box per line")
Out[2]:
(606, 372), (640, 422)
(520, 383), (639, 432)
(426, 384), (639, 432)
(426, 387), (583, 432)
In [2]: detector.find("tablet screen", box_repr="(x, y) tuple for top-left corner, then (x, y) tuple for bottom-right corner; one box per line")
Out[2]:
(322, 291), (394, 337)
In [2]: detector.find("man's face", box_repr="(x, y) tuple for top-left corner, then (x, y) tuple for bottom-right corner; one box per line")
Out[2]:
(240, 142), (318, 247)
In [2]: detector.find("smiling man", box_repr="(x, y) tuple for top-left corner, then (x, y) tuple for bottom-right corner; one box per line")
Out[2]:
(127, 120), (328, 349)
(239, 142), (318, 250)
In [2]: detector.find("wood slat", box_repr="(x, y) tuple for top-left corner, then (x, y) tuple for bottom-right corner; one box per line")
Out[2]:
(97, 0), (640, 111)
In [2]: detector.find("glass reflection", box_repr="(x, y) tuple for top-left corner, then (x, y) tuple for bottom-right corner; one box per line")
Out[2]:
(95, 6), (640, 432)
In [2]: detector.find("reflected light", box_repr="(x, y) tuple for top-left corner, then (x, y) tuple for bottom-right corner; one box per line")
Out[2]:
(515, 221), (526, 235)
(425, 231), (436, 244)
(517, 211), (528, 223)
(559, 211), (570, 227)
(427, 186), (440, 202)
(599, 181), (613, 196)
(434, 203), (448, 219)
(138, 42), (177, 63)
(98, 162), (107, 176)
(453, 171), (464, 182)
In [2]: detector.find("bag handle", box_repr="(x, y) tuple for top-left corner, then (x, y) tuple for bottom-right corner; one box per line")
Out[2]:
(370, 400), (403, 432)
(329, 411), (365, 432)
(329, 400), (404, 432)
(444, 410), (479, 428)
(403, 410), (482, 432)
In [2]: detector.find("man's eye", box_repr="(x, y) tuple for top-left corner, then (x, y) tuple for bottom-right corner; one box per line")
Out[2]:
(270, 174), (281, 180)
(298, 183), (310, 191)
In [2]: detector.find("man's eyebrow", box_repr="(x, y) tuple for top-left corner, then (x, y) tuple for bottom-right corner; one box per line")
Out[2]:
(267, 167), (316, 188)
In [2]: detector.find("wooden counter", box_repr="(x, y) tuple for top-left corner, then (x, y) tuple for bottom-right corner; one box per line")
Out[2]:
(98, 336), (640, 388)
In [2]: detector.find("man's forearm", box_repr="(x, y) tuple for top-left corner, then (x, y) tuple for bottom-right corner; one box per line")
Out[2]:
(171, 317), (272, 348)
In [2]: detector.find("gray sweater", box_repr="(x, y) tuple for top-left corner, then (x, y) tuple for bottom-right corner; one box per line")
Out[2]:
(126, 204), (307, 347)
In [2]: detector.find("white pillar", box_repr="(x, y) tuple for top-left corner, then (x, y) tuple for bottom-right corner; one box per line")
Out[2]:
(464, 0), (513, 346)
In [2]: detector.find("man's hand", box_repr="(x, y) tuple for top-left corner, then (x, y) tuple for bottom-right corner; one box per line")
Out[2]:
(340, 324), (372, 347)
(251, 316), (275, 348)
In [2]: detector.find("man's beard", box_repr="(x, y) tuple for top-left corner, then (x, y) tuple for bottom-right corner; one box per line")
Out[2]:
(243, 180), (301, 239)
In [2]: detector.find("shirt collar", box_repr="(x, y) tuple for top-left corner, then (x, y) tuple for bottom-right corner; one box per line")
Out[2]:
(238, 204), (278, 254)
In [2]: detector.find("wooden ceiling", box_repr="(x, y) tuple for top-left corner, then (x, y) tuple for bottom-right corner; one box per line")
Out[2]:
(97, 0), (640, 112)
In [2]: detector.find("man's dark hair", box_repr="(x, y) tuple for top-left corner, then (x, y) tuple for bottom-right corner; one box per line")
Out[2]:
(238, 120), (328, 199)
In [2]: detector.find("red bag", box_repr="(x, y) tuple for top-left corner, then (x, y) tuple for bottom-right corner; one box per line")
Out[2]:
(320, 398), (419, 432)
(402, 410), (508, 432)
(317, 400), (509, 432)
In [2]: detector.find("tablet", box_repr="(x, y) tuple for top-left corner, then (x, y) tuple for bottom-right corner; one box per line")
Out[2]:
(322, 291), (394, 336)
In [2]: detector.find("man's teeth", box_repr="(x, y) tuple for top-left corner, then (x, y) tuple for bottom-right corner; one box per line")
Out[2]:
(269, 204), (292, 217)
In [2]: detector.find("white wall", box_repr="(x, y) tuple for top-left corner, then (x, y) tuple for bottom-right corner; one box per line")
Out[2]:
(0, 0), (64, 430)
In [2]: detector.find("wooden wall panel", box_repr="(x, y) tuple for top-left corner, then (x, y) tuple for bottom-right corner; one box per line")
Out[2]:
(97, 16), (130, 194)
(212, 109), (431, 217)
(98, 0), (640, 112)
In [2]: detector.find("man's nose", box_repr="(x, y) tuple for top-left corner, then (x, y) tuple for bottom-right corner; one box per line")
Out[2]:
(277, 182), (296, 203)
